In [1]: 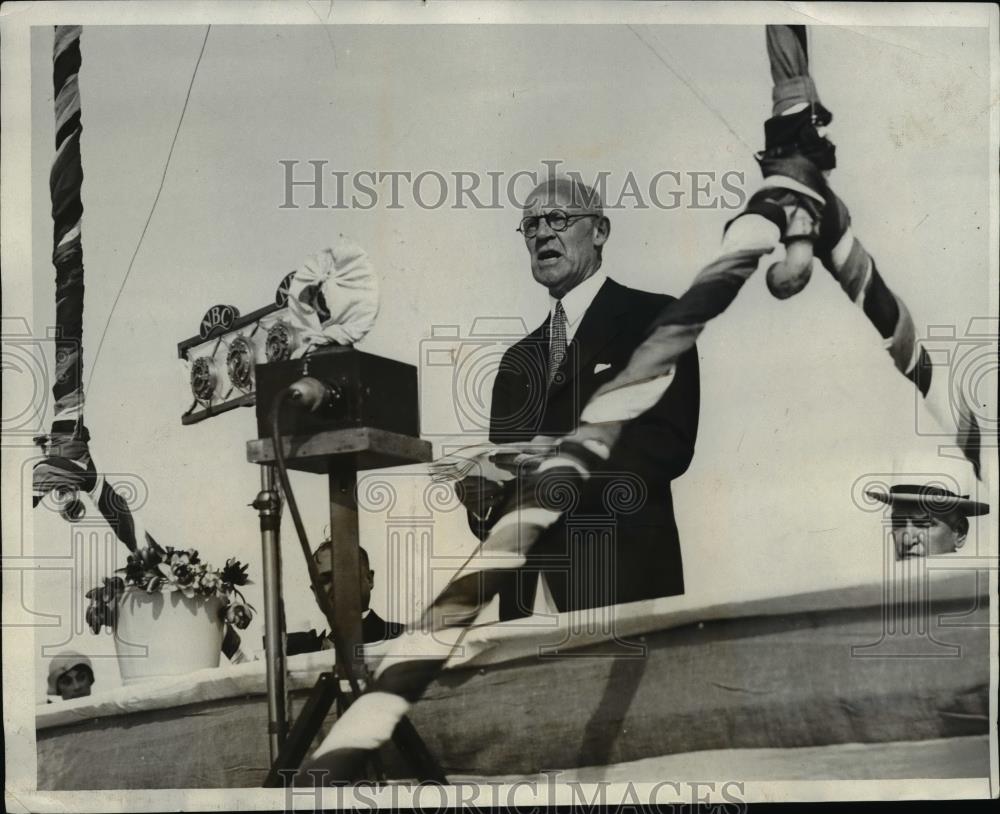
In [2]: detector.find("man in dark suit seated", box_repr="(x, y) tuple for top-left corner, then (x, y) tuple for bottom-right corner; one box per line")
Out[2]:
(287, 542), (403, 655)
(463, 175), (700, 621)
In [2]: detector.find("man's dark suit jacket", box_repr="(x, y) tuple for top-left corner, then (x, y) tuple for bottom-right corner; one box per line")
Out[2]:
(486, 277), (699, 620)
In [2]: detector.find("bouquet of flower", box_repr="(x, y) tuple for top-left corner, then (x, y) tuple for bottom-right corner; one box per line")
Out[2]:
(86, 533), (254, 634)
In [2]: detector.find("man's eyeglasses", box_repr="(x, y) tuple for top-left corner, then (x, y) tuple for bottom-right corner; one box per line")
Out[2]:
(517, 210), (600, 239)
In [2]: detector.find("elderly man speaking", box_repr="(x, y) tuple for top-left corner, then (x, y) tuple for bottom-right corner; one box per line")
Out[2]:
(464, 175), (700, 620)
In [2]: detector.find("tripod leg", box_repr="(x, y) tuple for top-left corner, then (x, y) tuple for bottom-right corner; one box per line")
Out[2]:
(264, 672), (340, 787)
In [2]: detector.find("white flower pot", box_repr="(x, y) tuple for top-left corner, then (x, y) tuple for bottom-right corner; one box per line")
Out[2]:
(115, 588), (224, 685)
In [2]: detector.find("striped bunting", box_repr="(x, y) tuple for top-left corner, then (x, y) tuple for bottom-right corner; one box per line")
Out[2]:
(49, 25), (86, 417)
(33, 27), (139, 552)
(823, 227), (983, 478)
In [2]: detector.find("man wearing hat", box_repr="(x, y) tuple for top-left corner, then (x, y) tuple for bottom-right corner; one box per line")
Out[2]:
(464, 174), (700, 620)
(866, 484), (990, 560)
(46, 651), (95, 701)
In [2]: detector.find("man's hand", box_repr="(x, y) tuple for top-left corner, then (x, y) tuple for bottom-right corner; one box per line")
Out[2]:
(455, 475), (510, 541)
(429, 443), (518, 484)
(437, 441), (561, 540)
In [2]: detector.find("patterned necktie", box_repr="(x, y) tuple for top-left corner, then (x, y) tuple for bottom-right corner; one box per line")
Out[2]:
(548, 300), (567, 386)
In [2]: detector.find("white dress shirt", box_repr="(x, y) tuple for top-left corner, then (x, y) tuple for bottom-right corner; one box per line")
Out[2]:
(548, 269), (607, 345)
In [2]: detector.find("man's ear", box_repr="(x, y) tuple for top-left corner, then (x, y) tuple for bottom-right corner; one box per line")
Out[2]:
(954, 529), (968, 550)
(593, 216), (610, 248)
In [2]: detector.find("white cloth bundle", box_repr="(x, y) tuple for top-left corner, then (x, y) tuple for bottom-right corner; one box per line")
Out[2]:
(285, 237), (379, 356)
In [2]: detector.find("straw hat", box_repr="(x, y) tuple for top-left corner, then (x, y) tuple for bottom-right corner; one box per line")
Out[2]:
(865, 449), (990, 518)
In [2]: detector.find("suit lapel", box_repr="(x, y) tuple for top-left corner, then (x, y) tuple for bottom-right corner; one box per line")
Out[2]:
(528, 317), (549, 388)
(506, 318), (549, 436)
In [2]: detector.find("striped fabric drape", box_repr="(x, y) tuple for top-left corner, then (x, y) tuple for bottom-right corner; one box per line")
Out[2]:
(51, 24), (86, 420)
(32, 26), (138, 552)
(821, 226), (982, 478)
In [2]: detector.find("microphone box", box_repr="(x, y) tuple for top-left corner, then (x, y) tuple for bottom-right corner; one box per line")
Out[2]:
(254, 347), (420, 441)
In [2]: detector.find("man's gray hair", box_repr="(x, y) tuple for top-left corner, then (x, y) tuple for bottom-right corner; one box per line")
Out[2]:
(526, 174), (604, 215)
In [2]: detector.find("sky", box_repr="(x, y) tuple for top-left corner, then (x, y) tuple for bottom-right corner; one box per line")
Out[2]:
(20, 18), (997, 699)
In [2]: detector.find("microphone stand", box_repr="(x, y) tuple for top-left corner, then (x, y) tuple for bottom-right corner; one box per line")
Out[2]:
(253, 463), (288, 760)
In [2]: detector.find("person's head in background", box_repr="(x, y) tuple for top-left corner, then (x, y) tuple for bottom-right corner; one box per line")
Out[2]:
(311, 541), (376, 612)
(47, 652), (95, 701)
(867, 484), (989, 559)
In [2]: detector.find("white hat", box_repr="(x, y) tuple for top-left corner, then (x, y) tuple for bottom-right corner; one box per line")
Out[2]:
(46, 651), (94, 695)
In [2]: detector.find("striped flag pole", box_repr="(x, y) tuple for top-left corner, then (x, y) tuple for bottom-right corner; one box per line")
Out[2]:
(33, 26), (138, 551)
(50, 25), (87, 422)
